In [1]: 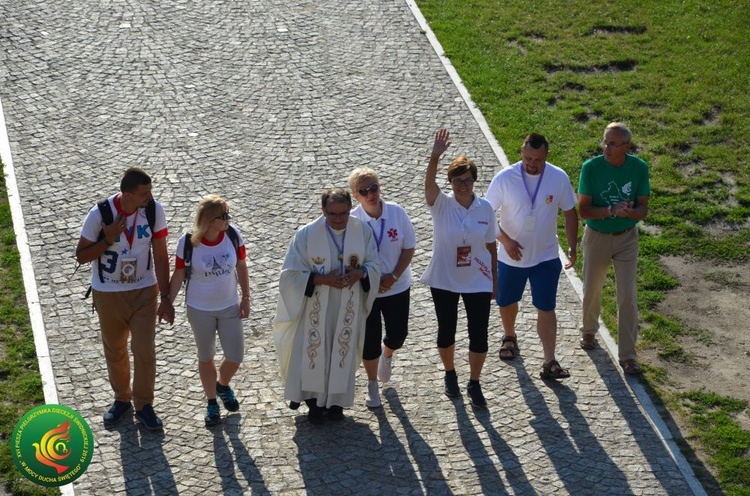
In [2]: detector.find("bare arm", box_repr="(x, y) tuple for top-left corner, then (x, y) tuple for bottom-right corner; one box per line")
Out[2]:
(152, 236), (173, 324)
(487, 241), (498, 300)
(75, 213), (126, 264)
(563, 207), (579, 269)
(168, 267), (185, 303)
(622, 195), (649, 221)
(577, 194), (611, 220)
(236, 258), (251, 318)
(379, 247), (415, 293)
(426, 128), (451, 206)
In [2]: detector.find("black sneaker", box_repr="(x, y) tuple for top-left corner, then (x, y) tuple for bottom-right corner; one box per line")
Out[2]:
(216, 382), (240, 412)
(444, 374), (461, 398)
(205, 403), (221, 427)
(467, 381), (487, 409)
(103, 400), (132, 424)
(135, 404), (164, 431)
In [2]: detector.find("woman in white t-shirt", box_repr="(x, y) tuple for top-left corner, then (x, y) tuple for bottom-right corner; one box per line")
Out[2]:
(168, 195), (250, 427)
(423, 128), (498, 410)
(349, 167), (416, 410)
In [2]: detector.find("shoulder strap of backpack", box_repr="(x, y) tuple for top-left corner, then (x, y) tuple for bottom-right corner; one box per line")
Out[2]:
(94, 199), (114, 284)
(226, 225), (240, 257)
(145, 199), (156, 271)
(183, 233), (193, 293)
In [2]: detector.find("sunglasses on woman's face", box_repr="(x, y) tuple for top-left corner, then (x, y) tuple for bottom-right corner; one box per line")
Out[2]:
(358, 183), (379, 196)
(214, 212), (231, 220)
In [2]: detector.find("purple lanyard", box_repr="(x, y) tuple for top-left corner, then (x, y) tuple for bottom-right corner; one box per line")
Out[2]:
(520, 164), (545, 211)
(368, 218), (385, 252)
(325, 222), (346, 272)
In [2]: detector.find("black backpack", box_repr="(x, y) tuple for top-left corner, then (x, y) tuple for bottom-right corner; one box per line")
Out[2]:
(182, 225), (240, 293)
(83, 198), (156, 298)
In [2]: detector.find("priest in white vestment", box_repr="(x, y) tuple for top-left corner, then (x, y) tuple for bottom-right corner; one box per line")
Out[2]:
(274, 189), (380, 423)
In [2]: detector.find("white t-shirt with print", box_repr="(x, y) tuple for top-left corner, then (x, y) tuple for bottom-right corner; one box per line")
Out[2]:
(80, 195), (168, 292)
(421, 191), (498, 293)
(485, 161), (577, 268)
(351, 200), (416, 297)
(175, 229), (246, 311)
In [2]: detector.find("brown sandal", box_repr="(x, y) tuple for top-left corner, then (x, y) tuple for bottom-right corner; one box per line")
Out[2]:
(579, 334), (596, 350)
(620, 359), (642, 375)
(498, 335), (518, 361)
(540, 360), (570, 380)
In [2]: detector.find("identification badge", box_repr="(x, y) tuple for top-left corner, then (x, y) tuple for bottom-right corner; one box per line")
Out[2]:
(456, 246), (472, 267)
(120, 256), (138, 283)
(523, 215), (537, 232)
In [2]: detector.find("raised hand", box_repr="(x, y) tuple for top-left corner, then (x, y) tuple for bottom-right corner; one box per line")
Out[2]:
(432, 128), (452, 158)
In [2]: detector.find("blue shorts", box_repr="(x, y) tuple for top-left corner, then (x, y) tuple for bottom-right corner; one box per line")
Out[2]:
(496, 258), (562, 311)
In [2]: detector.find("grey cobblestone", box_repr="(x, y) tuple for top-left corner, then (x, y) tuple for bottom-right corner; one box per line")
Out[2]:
(1, 0), (697, 494)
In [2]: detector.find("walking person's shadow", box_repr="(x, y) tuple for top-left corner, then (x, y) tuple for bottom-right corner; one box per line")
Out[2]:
(212, 413), (269, 494)
(109, 421), (178, 495)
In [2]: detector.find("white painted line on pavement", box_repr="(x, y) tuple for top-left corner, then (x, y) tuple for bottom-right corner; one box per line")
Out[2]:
(0, 96), (75, 496)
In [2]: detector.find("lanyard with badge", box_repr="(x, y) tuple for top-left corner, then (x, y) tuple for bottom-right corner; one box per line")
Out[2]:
(368, 218), (385, 252)
(119, 211), (140, 282)
(456, 203), (473, 268)
(325, 222), (346, 274)
(521, 164), (545, 232)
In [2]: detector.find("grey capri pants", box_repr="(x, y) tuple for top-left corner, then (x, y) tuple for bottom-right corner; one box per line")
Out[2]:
(186, 304), (245, 363)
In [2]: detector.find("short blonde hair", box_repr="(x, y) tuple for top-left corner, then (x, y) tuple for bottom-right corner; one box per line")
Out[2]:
(347, 167), (380, 192)
(192, 195), (228, 246)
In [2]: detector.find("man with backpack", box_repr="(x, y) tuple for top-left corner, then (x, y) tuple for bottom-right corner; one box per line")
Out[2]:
(75, 167), (172, 431)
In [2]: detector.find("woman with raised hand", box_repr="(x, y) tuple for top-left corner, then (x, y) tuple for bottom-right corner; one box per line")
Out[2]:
(422, 128), (498, 409)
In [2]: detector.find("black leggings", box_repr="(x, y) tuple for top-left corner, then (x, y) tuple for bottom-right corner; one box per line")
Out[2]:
(430, 287), (490, 354)
(363, 288), (410, 360)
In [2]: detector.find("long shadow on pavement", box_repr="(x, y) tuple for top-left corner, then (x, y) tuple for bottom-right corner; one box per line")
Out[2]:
(512, 357), (630, 495)
(384, 388), (451, 495)
(108, 420), (178, 495)
(212, 413), (269, 495)
(586, 348), (696, 494)
(293, 408), (422, 494)
(450, 395), (509, 495)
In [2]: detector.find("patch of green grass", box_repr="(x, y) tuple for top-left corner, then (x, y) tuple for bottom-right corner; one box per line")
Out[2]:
(0, 171), (57, 495)
(417, 0), (750, 492)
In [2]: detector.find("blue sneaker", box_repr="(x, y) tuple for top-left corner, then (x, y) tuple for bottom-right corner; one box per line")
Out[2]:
(205, 403), (221, 427)
(216, 382), (240, 412)
(135, 404), (163, 431)
(103, 400), (132, 424)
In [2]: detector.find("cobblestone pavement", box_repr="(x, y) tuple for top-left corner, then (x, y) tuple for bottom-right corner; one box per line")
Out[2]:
(1, 1), (698, 494)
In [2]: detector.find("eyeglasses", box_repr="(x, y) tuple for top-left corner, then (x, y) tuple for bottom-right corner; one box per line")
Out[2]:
(451, 177), (475, 186)
(324, 210), (349, 218)
(358, 183), (379, 196)
(600, 141), (628, 149)
(214, 212), (231, 220)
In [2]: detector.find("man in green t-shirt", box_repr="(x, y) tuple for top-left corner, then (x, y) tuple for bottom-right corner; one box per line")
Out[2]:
(577, 122), (650, 375)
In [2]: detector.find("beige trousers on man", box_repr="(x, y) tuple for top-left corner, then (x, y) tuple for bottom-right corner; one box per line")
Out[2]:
(93, 284), (158, 410)
(581, 226), (640, 361)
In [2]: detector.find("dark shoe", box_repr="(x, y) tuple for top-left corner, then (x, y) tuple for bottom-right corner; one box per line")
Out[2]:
(327, 405), (345, 421)
(620, 359), (642, 375)
(444, 373), (460, 398)
(540, 359), (571, 380)
(306, 399), (324, 425)
(103, 400), (132, 424)
(205, 403), (221, 427)
(498, 335), (518, 360)
(467, 382), (487, 409)
(135, 404), (163, 431)
(216, 382), (240, 412)
(579, 334), (596, 350)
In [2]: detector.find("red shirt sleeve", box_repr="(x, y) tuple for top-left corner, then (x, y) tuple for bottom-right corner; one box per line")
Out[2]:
(175, 255), (185, 269)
